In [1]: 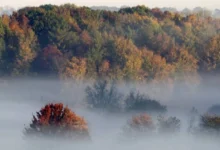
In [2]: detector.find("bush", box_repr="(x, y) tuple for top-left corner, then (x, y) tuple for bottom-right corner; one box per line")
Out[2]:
(200, 115), (220, 134)
(85, 80), (123, 112)
(122, 114), (155, 139)
(157, 116), (181, 134)
(125, 91), (167, 113)
(24, 103), (90, 141)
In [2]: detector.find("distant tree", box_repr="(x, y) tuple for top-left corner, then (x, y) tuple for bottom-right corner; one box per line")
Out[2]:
(86, 30), (105, 78)
(188, 107), (199, 133)
(85, 79), (123, 112)
(125, 90), (167, 113)
(62, 57), (87, 80)
(157, 116), (181, 134)
(113, 37), (142, 80)
(122, 114), (155, 140)
(32, 45), (66, 75)
(0, 19), (5, 57)
(26, 10), (70, 48)
(199, 114), (220, 136)
(202, 35), (220, 72)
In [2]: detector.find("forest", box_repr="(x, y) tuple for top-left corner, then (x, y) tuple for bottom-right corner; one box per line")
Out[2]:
(0, 4), (220, 86)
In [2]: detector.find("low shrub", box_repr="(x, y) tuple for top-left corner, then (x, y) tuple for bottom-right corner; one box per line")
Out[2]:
(125, 91), (167, 113)
(157, 116), (181, 134)
(122, 114), (155, 139)
(199, 114), (220, 134)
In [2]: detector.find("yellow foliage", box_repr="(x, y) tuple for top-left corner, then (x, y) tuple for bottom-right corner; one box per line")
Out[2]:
(62, 57), (87, 80)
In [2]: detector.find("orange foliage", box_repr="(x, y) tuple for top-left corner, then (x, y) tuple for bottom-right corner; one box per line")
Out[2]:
(122, 114), (155, 139)
(1, 14), (10, 26)
(130, 114), (154, 129)
(25, 103), (90, 140)
(62, 57), (87, 80)
(80, 30), (92, 45)
(42, 45), (63, 58)
(99, 60), (110, 75)
(9, 18), (24, 34)
(141, 48), (175, 82)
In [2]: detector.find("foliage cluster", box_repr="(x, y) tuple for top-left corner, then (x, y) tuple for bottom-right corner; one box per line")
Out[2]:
(25, 103), (90, 141)
(122, 113), (181, 140)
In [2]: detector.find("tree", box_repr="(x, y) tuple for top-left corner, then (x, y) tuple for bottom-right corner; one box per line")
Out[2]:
(157, 116), (181, 134)
(113, 37), (142, 80)
(85, 79), (123, 112)
(24, 103), (90, 141)
(0, 19), (5, 57)
(199, 114), (220, 136)
(122, 114), (155, 140)
(202, 35), (220, 72)
(86, 30), (105, 78)
(32, 45), (66, 75)
(27, 10), (70, 48)
(125, 90), (167, 113)
(188, 107), (199, 133)
(62, 57), (87, 80)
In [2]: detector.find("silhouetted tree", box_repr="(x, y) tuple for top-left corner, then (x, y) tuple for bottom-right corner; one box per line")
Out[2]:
(125, 91), (167, 113)
(157, 115), (181, 134)
(85, 79), (123, 112)
(188, 107), (199, 133)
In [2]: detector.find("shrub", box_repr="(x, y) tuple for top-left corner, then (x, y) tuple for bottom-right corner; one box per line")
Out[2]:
(125, 91), (167, 113)
(24, 103), (90, 141)
(200, 114), (220, 134)
(157, 116), (181, 134)
(122, 114), (155, 139)
(85, 80), (123, 112)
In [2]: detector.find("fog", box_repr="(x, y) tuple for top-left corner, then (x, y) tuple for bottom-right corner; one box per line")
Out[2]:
(1, 77), (220, 150)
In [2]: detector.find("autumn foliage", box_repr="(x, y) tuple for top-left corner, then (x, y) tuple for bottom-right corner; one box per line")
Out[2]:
(130, 114), (154, 130)
(24, 103), (90, 141)
(0, 4), (219, 85)
(122, 114), (155, 139)
(200, 115), (220, 132)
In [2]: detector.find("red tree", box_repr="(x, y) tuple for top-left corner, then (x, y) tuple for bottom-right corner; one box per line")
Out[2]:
(25, 103), (90, 141)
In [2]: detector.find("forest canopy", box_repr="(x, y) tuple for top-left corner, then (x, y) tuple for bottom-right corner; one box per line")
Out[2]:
(0, 4), (220, 85)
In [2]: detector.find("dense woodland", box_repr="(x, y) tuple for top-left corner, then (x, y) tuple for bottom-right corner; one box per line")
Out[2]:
(0, 4), (220, 85)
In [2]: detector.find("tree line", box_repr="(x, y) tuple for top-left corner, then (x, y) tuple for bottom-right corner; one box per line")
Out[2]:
(0, 4), (220, 85)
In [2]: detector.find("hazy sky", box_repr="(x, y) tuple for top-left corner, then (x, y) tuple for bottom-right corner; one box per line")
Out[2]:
(0, 0), (219, 10)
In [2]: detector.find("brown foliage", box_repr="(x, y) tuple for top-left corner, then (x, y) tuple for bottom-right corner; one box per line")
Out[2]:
(200, 115), (220, 131)
(80, 30), (92, 46)
(62, 57), (87, 80)
(123, 114), (155, 137)
(157, 116), (181, 134)
(131, 114), (154, 128)
(25, 103), (90, 140)
(34, 45), (66, 74)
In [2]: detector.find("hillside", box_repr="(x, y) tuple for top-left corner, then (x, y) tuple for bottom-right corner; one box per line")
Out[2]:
(0, 4), (220, 84)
